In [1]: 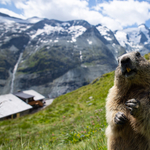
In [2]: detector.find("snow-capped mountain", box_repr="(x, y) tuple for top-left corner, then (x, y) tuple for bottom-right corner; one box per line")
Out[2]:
(0, 12), (126, 97)
(115, 24), (150, 55)
(96, 24), (124, 60)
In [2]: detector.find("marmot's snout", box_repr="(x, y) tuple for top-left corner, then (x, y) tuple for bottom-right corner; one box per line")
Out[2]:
(121, 56), (131, 67)
(120, 55), (132, 74)
(120, 54), (137, 78)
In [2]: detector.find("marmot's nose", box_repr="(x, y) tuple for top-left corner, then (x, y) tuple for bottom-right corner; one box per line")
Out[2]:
(121, 57), (131, 66)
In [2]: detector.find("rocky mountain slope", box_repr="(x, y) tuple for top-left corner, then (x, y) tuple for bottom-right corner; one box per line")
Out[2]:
(0, 12), (126, 97)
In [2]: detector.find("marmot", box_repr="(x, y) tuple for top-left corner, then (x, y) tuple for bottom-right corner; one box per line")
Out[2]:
(106, 51), (150, 150)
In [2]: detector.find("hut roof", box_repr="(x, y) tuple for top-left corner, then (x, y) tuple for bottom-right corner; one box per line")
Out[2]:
(0, 94), (32, 118)
(14, 92), (34, 99)
(23, 90), (45, 101)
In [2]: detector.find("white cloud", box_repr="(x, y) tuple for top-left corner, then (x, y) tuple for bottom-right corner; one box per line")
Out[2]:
(0, 0), (11, 5)
(94, 0), (150, 29)
(15, 0), (90, 20)
(0, 0), (150, 31)
(10, 0), (122, 30)
(0, 0), (25, 5)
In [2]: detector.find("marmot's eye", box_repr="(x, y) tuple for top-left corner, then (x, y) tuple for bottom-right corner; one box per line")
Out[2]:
(136, 52), (141, 57)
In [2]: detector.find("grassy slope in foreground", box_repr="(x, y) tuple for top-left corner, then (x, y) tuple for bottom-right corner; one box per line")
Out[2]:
(0, 71), (115, 150)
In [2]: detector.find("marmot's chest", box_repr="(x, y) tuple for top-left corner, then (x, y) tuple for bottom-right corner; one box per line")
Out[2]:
(120, 87), (150, 103)
(127, 90), (149, 101)
(117, 88), (150, 112)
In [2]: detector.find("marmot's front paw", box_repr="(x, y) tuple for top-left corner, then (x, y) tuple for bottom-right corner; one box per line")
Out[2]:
(114, 112), (127, 125)
(125, 99), (140, 116)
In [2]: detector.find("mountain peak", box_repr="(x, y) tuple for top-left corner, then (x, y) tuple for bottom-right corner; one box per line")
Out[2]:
(138, 24), (146, 28)
(0, 12), (10, 18)
(96, 24), (102, 27)
(138, 24), (149, 31)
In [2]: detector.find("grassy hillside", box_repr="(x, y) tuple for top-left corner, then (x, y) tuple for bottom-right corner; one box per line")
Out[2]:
(0, 71), (115, 150)
(144, 53), (150, 60)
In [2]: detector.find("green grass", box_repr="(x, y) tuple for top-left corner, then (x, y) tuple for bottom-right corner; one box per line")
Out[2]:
(0, 71), (115, 150)
(144, 53), (150, 60)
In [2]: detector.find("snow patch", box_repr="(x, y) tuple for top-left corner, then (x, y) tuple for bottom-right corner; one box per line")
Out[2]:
(80, 51), (83, 61)
(138, 25), (150, 43)
(115, 31), (127, 47)
(61, 22), (70, 27)
(68, 25), (86, 42)
(26, 17), (42, 23)
(41, 40), (48, 43)
(104, 36), (112, 41)
(87, 39), (92, 45)
(30, 24), (86, 42)
(96, 25), (110, 36)
(54, 40), (59, 43)
(71, 38), (76, 42)
(31, 24), (64, 39)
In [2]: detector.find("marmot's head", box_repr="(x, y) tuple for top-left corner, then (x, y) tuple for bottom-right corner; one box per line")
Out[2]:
(115, 51), (150, 87)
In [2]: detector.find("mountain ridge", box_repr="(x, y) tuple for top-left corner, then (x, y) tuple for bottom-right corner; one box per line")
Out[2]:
(0, 12), (150, 98)
(115, 23), (150, 55)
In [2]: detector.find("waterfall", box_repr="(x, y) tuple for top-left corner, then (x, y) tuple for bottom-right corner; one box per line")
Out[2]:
(10, 53), (23, 93)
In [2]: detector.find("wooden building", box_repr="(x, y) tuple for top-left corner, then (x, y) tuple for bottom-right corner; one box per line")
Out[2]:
(14, 90), (45, 108)
(0, 94), (32, 120)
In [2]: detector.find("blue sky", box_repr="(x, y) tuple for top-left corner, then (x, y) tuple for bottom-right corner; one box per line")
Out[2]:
(0, 0), (150, 31)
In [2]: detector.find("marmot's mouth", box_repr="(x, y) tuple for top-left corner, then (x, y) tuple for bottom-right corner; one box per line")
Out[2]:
(122, 67), (137, 78)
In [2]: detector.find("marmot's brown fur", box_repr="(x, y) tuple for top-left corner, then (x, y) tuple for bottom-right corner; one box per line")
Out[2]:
(106, 51), (150, 150)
